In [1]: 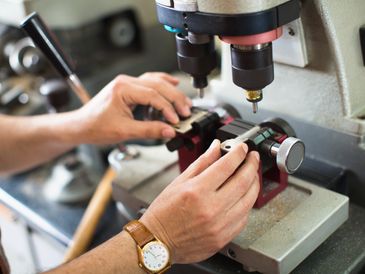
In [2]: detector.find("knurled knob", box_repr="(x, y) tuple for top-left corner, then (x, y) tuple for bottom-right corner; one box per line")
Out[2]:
(276, 137), (305, 174)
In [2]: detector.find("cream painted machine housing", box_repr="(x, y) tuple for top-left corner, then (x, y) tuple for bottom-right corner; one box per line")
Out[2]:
(212, 0), (365, 137)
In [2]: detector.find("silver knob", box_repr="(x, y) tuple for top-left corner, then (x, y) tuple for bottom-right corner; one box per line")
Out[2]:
(271, 137), (305, 174)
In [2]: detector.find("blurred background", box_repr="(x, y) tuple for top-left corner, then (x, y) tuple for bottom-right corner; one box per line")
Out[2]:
(0, 1), (192, 272)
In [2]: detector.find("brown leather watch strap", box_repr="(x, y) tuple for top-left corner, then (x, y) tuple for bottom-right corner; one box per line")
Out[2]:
(124, 220), (155, 247)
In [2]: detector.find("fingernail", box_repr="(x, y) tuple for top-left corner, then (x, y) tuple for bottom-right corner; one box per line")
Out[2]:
(241, 143), (248, 153)
(208, 139), (220, 151)
(171, 76), (179, 83)
(170, 113), (179, 124)
(185, 97), (193, 107)
(162, 127), (176, 138)
(252, 151), (260, 161)
(182, 105), (191, 116)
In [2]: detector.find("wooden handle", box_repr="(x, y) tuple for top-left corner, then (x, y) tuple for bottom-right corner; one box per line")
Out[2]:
(63, 167), (116, 262)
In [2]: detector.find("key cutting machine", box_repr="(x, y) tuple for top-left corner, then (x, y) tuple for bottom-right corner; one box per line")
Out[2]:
(166, 108), (305, 208)
(110, 0), (365, 273)
(110, 106), (348, 274)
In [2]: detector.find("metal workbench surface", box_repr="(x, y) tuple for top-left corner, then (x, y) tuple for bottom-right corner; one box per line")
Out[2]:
(0, 171), (364, 274)
(0, 170), (123, 248)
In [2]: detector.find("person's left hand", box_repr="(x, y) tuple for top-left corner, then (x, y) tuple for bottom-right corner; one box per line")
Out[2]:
(140, 140), (260, 264)
(73, 72), (192, 145)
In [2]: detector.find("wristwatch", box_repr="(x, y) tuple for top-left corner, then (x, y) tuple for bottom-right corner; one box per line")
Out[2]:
(124, 220), (171, 273)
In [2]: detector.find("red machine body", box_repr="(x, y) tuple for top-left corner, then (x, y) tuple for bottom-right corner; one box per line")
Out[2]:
(255, 133), (288, 208)
(166, 109), (297, 208)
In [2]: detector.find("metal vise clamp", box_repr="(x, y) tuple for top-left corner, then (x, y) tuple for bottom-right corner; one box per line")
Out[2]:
(167, 108), (305, 208)
(217, 118), (305, 207)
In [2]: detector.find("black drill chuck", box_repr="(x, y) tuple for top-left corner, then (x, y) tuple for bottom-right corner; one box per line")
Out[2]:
(175, 33), (217, 89)
(231, 43), (274, 92)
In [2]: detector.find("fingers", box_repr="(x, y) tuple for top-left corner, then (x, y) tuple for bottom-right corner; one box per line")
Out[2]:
(179, 139), (222, 180)
(197, 143), (249, 191)
(140, 72), (180, 86)
(126, 120), (176, 139)
(120, 82), (179, 124)
(141, 78), (192, 117)
(224, 214), (249, 244)
(114, 74), (191, 120)
(220, 175), (260, 240)
(138, 74), (191, 117)
(218, 151), (260, 208)
(138, 73), (192, 117)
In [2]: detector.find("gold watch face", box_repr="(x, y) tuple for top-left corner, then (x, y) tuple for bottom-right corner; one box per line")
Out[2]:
(141, 241), (170, 272)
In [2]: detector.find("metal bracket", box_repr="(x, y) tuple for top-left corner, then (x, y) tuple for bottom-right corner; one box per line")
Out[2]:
(273, 18), (308, 67)
(171, 108), (208, 134)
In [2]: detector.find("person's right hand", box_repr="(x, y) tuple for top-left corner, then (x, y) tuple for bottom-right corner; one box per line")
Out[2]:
(140, 139), (260, 264)
(72, 72), (191, 145)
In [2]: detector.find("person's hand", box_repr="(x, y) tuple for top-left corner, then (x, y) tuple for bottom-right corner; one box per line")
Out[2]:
(74, 72), (192, 145)
(140, 140), (260, 264)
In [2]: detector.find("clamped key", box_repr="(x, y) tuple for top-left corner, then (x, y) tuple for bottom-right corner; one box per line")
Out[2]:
(217, 118), (305, 208)
(166, 107), (223, 171)
(221, 127), (305, 174)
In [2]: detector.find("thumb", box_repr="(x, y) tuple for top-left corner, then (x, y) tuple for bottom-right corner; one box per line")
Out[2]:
(128, 120), (176, 139)
(180, 139), (222, 179)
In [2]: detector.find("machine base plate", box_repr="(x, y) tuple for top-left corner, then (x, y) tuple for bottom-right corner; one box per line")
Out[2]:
(111, 145), (349, 274)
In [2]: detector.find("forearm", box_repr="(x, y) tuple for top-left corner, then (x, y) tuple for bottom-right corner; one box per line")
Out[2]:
(46, 232), (145, 274)
(0, 112), (82, 176)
